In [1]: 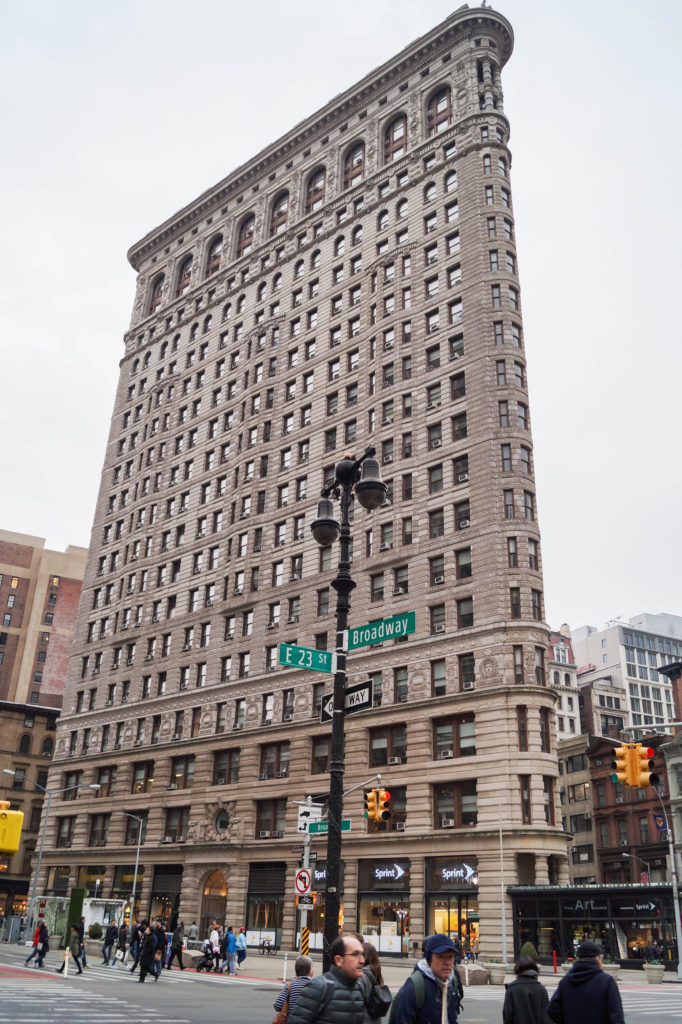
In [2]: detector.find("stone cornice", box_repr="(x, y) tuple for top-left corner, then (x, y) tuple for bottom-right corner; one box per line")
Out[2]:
(127, 6), (513, 270)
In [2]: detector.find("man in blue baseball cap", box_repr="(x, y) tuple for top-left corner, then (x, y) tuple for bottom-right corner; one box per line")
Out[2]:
(395, 934), (460, 1023)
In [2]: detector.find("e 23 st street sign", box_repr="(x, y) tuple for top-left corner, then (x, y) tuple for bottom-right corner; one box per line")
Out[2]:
(279, 643), (336, 674)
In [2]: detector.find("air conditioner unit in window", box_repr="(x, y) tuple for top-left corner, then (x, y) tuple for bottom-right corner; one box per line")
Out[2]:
(167, 783), (178, 790)
(432, 439), (442, 448)
(171, 733), (181, 741)
(289, 573), (301, 582)
(161, 836), (172, 844)
(439, 818), (455, 828)
(205, 599), (213, 607)
(259, 831), (271, 839)
(457, 472), (469, 483)
(615, 796), (624, 804)
(232, 723), (244, 731)
(434, 624), (446, 634)
(233, 587), (243, 596)
(459, 519), (470, 529)
(272, 830), (285, 838)
(287, 616), (299, 624)
(462, 679), (475, 691)
(383, 455), (393, 465)
(393, 587), (406, 596)
(396, 692), (408, 703)
(389, 756), (404, 765)
(105, 698), (113, 707)
(433, 575), (445, 585)
(283, 712), (293, 722)
(379, 543), (393, 552)
(280, 500), (288, 507)
(619, 839), (629, 847)
(266, 622), (277, 630)
(439, 749), (454, 759)
(395, 821), (406, 831)
(134, 739), (143, 746)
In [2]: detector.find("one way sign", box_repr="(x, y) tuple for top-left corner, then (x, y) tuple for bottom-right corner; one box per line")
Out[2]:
(321, 681), (372, 723)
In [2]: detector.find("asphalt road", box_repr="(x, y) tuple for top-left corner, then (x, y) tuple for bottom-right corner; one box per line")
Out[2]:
(1, 946), (681, 1024)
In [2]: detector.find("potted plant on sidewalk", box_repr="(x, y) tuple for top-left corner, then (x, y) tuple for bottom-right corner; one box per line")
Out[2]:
(483, 957), (508, 985)
(643, 959), (665, 984)
(600, 957), (620, 981)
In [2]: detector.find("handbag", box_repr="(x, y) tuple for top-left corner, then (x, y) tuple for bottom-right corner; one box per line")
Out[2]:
(37, 942), (44, 952)
(272, 981), (290, 1024)
(115, 949), (124, 960)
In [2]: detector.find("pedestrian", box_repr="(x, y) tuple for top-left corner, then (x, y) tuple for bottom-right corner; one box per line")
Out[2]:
(112, 920), (128, 967)
(357, 942), (391, 1022)
(24, 922), (42, 966)
(289, 933), (366, 1024)
(188, 921), (199, 942)
(56, 924), (83, 975)
(236, 925), (247, 969)
(220, 926), (237, 975)
(129, 919), (144, 973)
(125, 919), (140, 966)
(502, 954), (550, 1024)
(77, 915), (87, 968)
(394, 933), (461, 1024)
(101, 919), (118, 965)
(273, 955), (314, 1020)
(34, 921), (50, 968)
(209, 921), (222, 972)
(547, 940), (624, 1024)
(168, 922), (185, 970)
(154, 919), (167, 976)
(137, 922), (158, 983)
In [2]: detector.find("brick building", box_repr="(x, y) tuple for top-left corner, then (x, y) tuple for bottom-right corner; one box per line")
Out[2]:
(0, 530), (86, 917)
(39, 6), (568, 955)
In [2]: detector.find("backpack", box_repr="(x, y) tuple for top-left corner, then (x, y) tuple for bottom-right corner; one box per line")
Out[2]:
(359, 969), (393, 1020)
(388, 970), (425, 1024)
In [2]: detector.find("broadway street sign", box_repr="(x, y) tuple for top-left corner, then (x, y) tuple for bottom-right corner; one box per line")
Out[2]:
(309, 819), (351, 835)
(346, 611), (415, 651)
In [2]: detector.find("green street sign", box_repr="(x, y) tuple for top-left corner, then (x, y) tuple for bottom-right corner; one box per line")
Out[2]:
(309, 819), (351, 835)
(279, 644), (335, 674)
(346, 611), (416, 651)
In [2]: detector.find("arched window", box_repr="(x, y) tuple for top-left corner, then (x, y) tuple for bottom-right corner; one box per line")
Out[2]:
(396, 199), (408, 219)
(384, 114), (407, 163)
(553, 671), (560, 685)
(305, 167), (326, 213)
(427, 86), (452, 136)
(423, 182), (436, 203)
(334, 236), (345, 257)
(343, 142), (365, 189)
(351, 225), (362, 246)
(294, 261), (304, 280)
(190, 322), (199, 340)
(269, 191), (289, 236)
(257, 282), (266, 303)
(149, 274), (165, 314)
(18, 735), (31, 755)
(222, 302), (232, 322)
(310, 250), (321, 270)
(205, 235), (223, 277)
(237, 294), (246, 314)
(203, 315), (212, 334)
(564, 673), (571, 686)
(272, 273), (282, 292)
(444, 171), (457, 193)
(41, 737), (53, 757)
(159, 341), (168, 361)
(236, 215), (255, 259)
(175, 255), (193, 298)
(131, 358), (139, 376)
(377, 210), (389, 232)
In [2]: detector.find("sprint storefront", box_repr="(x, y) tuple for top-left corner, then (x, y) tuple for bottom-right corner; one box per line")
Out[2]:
(426, 858), (479, 952)
(358, 859), (411, 954)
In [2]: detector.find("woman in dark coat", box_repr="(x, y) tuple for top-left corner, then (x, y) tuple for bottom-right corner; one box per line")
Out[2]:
(502, 954), (550, 1024)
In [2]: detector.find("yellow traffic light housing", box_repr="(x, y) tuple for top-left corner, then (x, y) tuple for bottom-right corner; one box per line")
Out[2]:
(634, 744), (660, 788)
(364, 789), (379, 821)
(376, 789), (391, 822)
(611, 744), (634, 786)
(0, 801), (24, 855)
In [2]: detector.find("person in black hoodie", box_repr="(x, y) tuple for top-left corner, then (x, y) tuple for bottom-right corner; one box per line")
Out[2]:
(502, 954), (549, 1024)
(547, 940), (624, 1024)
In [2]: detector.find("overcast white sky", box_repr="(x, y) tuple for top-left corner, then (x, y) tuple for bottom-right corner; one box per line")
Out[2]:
(2, 0), (681, 632)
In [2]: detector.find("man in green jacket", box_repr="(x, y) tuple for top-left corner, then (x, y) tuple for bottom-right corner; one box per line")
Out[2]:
(289, 934), (365, 1024)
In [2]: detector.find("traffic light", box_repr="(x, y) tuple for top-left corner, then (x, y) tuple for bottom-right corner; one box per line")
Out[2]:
(634, 744), (660, 788)
(0, 801), (23, 855)
(364, 789), (379, 821)
(611, 744), (634, 786)
(376, 789), (391, 822)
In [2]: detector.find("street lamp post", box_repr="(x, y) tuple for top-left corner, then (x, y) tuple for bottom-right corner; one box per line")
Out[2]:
(2, 770), (99, 930)
(622, 852), (651, 882)
(311, 448), (387, 970)
(120, 812), (144, 921)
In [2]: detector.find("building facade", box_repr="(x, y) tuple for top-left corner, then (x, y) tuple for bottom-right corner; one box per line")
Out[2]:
(549, 627), (579, 739)
(39, 6), (568, 955)
(573, 614), (682, 730)
(0, 530), (86, 917)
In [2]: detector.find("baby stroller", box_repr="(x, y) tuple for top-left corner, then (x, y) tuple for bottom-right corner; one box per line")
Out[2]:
(195, 938), (215, 972)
